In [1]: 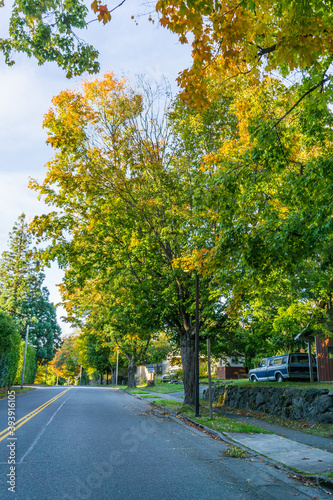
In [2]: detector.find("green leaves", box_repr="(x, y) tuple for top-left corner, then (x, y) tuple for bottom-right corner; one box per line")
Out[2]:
(2, 0), (100, 77)
(30, 73), (232, 399)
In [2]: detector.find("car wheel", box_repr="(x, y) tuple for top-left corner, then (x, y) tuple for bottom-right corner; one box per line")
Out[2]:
(276, 373), (284, 383)
(251, 376), (257, 382)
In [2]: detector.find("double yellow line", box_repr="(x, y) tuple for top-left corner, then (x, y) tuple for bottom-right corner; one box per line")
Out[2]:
(0, 387), (71, 442)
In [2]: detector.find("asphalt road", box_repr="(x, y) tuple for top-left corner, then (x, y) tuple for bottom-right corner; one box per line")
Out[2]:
(0, 387), (330, 499)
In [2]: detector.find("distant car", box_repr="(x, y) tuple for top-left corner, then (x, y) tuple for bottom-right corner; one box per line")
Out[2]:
(162, 368), (180, 382)
(249, 352), (317, 382)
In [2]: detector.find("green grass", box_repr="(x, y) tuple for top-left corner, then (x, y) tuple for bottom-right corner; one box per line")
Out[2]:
(214, 379), (333, 390)
(146, 383), (184, 394)
(225, 445), (249, 458)
(199, 377), (217, 384)
(126, 388), (150, 395)
(219, 405), (333, 438)
(0, 387), (36, 397)
(139, 394), (162, 398)
(152, 399), (182, 410)
(153, 399), (272, 434)
(321, 472), (333, 479)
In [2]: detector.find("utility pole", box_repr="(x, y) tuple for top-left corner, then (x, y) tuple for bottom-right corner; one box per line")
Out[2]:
(21, 325), (34, 389)
(116, 348), (119, 386)
(207, 338), (213, 418)
(195, 272), (200, 417)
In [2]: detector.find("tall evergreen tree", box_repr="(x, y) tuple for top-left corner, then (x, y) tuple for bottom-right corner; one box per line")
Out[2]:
(0, 214), (38, 321)
(0, 214), (61, 363)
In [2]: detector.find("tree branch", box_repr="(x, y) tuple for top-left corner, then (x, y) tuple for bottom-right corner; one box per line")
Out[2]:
(258, 44), (277, 57)
(274, 77), (330, 128)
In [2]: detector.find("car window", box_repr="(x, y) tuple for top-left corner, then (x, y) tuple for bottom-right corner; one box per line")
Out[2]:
(273, 357), (283, 365)
(291, 354), (308, 364)
(282, 357), (287, 364)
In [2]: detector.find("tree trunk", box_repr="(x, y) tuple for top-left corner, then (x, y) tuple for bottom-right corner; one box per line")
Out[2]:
(127, 358), (137, 388)
(180, 329), (195, 406)
(110, 367), (116, 384)
(106, 370), (109, 385)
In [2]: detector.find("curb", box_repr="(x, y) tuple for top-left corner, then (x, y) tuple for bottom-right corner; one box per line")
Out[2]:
(123, 390), (333, 492)
(150, 401), (333, 492)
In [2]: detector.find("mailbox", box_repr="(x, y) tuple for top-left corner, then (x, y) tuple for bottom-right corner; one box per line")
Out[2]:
(147, 367), (155, 385)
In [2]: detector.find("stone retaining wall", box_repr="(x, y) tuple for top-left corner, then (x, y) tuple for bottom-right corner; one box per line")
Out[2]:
(202, 384), (333, 424)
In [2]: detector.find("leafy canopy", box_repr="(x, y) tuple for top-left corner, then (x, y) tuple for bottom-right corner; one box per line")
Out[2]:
(155, 0), (333, 105)
(1, 0), (99, 77)
(30, 72), (232, 399)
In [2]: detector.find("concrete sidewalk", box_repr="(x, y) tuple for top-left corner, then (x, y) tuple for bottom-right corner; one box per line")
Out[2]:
(225, 433), (333, 475)
(142, 386), (333, 481)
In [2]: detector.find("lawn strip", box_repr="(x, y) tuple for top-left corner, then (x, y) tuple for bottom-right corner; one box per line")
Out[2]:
(126, 389), (150, 395)
(146, 383), (184, 394)
(0, 388), (36, 399)
(139, 394), (162, 398)
(217, 405), (333, 438)
(153, 399), (271, 434)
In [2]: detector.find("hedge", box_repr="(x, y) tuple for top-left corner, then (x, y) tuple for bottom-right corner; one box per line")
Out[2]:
(0, 311), (21, 387)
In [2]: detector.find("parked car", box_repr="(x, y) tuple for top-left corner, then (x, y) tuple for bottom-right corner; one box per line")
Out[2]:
(162, 367), (181, 382)
(249, 352), (317, 382)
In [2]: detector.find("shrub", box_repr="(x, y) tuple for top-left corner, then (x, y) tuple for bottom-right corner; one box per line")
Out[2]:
(199, 364), (207, 378)
(0, 311), (21, 387)
(174, 369), (183, 380)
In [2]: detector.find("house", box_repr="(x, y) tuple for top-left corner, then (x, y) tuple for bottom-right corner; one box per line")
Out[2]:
(217, 352), (248, 380)
(136, 362), (164, 380)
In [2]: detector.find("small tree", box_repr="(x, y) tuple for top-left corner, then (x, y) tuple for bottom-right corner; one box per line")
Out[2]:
(79, 331), (112, 384)
(51, 336), (80, 383)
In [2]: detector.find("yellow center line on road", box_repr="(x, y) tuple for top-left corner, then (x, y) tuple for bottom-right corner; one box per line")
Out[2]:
(0, 388), (72, 442)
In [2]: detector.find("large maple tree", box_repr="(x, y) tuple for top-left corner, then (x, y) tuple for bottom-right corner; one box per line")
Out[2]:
(31, 73), (226, 399)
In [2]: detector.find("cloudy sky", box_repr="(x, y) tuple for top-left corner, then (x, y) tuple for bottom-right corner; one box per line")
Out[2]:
(0, 2), (192, 335)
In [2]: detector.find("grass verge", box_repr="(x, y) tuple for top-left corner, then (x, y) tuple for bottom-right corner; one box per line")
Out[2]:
(125, 389), (150, 395)
(140, 394), (162, 398)
(219, 406), (333, 438)
(0, 388), (35, 397)
(146, 383), (184, 394)
(153, 399), (272, 435)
